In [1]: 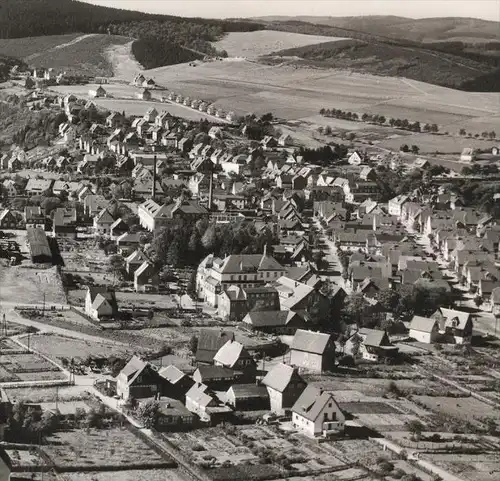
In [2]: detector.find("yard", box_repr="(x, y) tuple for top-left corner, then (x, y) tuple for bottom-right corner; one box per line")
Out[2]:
(0, 350), (65, 383)
(27, 334), (133, 364)
(44, 428), (175, 470)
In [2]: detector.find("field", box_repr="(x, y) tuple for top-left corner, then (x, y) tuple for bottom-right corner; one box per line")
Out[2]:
(0, 349), (65, 383)
(1, 34), (133, 77)
(164, 425), (348, 477)
(44, 428), (174, 470)
(27, 334), (133, 363)
(65, 470), (187, 481)
(5, 385), (89, 403)
(0, 264), (66, 306)
(423, 453), (500, 481)
(0, 34), (82, 59)
(212, 30), (344, 58)
(140, 59), (500, 134)
(413, 395), (500, 421)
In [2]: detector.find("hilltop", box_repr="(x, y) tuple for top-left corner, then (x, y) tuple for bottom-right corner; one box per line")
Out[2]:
(252, 15), (500, 44)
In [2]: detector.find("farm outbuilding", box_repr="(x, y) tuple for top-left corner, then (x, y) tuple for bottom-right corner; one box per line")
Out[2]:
(26, 227), (52, 264)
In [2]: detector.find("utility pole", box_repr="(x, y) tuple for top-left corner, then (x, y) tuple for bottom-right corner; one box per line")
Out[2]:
(42, 292), (46, 317)
(27, 332), (31, 353)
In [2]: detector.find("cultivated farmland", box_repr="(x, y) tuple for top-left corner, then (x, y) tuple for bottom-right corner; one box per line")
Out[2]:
(143, 59), (500, 133)
(212, 30), (344, 58)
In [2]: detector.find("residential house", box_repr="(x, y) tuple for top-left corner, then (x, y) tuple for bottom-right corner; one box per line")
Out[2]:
(134, 261), (160, 292)
(185, 384), (232, 423)
(290, 330), (335, 372)
(347, 150), (366, 165)
(344, 328), (398, 362)
(225, 384), (269, 411)
(261, 363), (306, 413)
(2, 180), (19, 197)
(153, 397), (195, 432)
(242, 310), (306, 335)
(125, 249), (149, 277)
(388, 195), (409, 217)
(88, 86), (106, 98)
(193, 365), (243, 389)
(144, 107), (158, 123)
(213, 340), (256, 380)
(24, 206), (46, 229)
(84, 286), (118, 321)
(137, 88), (152, 101)
(84, 195), (109, 217)
(278, 134), (293, 147)
(431, 308), (473, 344)
(158, 365), (195, 401)
(93, 208), (115, 236)
(217, 285), (280, 322)
(195, 329), (235, 365)
(116, 356), (161, 400)
(0, 210), (16, 229)
(292, 386), (345, 438)
(25, 179), (53, 197)
(109, 218), (129, 239)
(409, 316), (440, 344)
(52, 208), (77, 239)
(460, 148), (477, 162)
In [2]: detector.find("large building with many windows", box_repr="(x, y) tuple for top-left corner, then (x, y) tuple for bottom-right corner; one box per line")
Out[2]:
(196, 252), (286, 307)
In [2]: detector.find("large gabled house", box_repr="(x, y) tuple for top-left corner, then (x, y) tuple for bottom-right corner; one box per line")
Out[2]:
(84, 287), (118, 321)
(242, 310), (306, 335)
(93, 208), (115, 236)
(344, 328), (398, 362)
(290, 329), (335, 372)
(0, 209), (17, 229)
(213, 340), (256, 380)
(431, 307), (473, 344)
(262, 363), (306, 413)
(116, 356), (161, 400)
(292, 386), (345, 438)
(409, 316), (440, 344)
(195, 329), (235, 365)
(134, 261), (160, 292)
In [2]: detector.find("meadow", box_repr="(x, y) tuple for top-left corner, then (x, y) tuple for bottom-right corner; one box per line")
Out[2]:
(212, 30), (344, 58)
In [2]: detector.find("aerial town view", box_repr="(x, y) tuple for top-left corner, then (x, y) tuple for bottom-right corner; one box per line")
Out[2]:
(0, 0), (499, 480)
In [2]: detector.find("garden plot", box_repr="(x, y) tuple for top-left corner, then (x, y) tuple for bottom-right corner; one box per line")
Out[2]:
(4, 448), (44, 470)
(27, 334), (133, 363)
(0, 351), (64, 383)
(413, 395), (500, 420)
(44, 428), (174, 470)
(424, 453), (500, 481)
(65, 470), (187, 481)
(5, 385), (89, 403)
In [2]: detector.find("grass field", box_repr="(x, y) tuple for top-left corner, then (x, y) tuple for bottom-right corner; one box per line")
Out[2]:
(142, 59), (500, 133)
(212, 30), (344, 58)
(0, 265), (66, 306)
(414, 395), (500, 420)
(0, 34), (82, 59)
(27, 334), (133, 363)
(45, 428), (173, 470)
(5, 385), (89, 403)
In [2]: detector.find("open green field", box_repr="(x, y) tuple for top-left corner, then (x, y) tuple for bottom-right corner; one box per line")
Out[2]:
(142, 59), (500, 134)
(65, 470), (187, 481)
(212, 30), (345, 58)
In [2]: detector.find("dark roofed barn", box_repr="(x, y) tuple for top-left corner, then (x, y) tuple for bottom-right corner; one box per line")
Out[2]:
(26, 227), (52, 263)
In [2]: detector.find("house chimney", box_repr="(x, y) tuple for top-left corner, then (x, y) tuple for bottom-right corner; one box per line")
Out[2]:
(152, 154), (157, 200)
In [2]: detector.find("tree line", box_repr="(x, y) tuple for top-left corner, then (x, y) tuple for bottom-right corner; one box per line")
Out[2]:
(319, 108), (439, 134)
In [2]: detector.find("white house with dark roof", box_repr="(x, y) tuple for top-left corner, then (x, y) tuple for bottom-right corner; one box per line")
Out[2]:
(262, 363), (306, 413)
(25, 179), (53, 197)
(93, 208), (115, 236)
(290, 329), (336, 372)
(213, 340), (255, 378)
(84, 287), (118, 321)
(292, 385), (345, 438)
(409, 316), (440, 344)
(344, 328), (398, 362)
(431, 308), (473, 344)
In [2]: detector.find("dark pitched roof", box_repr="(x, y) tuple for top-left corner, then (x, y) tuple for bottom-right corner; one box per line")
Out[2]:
(196, 329), (235, 363)
(291, 329), (333, 355)
(195, 365), (238, 381)
(292, 385), (341, 422)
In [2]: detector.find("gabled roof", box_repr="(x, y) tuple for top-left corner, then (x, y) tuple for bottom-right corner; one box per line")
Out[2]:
(120, 355), (147, 384)
(358, 328), (392, 347)
(291, 329), (332, 355)
(158, 365), (186, 384)
(213, 340), (251, 368)
(215, 254), (285, 274)
(292, 385), (341, 422)
(228, 384), (268, 399)
(195, 365), (237, 381)
(409, 316), (438, 333)
(243, 310), (302, 328)
(433, 308), (471, 330)
(196, 329), (235, 363)
(262, 363), (304, 392)
(126, 249), (148, 265)
(186, 384), (213, 407)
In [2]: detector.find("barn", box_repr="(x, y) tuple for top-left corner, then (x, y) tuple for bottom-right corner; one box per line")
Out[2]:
(26, 227), (52, 263)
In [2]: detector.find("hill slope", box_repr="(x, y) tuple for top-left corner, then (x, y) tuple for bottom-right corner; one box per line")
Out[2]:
(266, 39), (497, 91)
(253, 16), (500, 43)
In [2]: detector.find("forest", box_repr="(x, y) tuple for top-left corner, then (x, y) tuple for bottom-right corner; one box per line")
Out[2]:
(0, 0), (262, 67)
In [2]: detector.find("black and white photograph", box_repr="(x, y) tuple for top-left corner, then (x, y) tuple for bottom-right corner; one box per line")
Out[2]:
(0, 0), (499, 480)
